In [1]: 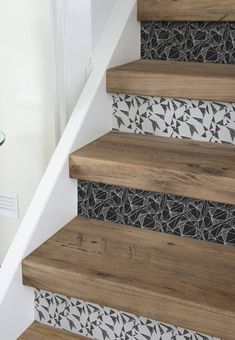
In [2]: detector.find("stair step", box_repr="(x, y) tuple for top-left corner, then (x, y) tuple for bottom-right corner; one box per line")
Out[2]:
(137, 0), (235, 21)
(107, 59), (235, 103)
(22, 216), (235, 339)
(19, 322), (88, 339)
(70, 131), (235, 205)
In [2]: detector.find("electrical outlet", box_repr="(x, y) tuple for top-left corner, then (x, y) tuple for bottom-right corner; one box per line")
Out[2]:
(0, 191), (19, 219)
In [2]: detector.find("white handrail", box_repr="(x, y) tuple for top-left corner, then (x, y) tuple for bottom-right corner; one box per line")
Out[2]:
(0, 1), (140, 339)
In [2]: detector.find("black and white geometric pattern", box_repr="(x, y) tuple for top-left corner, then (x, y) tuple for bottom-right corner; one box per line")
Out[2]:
(113, 94), (235, 144)
(78, 181), (235, 246)
(141, 22), (235, 64)
(35, 289), (219, 340)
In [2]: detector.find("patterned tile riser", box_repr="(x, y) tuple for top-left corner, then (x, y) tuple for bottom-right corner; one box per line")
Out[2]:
(77, 181), (235, 246)
(112, 94), (235, 144)
(141, 22), (235, 64)
(35, 289), (219, 340)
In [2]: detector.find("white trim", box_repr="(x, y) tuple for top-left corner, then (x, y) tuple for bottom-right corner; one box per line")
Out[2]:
(0, 1), (140, 338)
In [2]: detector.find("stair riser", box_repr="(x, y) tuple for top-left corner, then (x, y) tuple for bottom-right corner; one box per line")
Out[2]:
(35, 289), (219, 340)
(78, 181), (235, 246)
(113, 94), (235, 145)
(141, 22), (235, 64)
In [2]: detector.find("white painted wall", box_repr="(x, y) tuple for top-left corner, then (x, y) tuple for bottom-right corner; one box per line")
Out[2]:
(0, 0), (56, 264)
(54, 0), (117, 122)
(68, 0), (117, 114)
(91, 0), (117, 51)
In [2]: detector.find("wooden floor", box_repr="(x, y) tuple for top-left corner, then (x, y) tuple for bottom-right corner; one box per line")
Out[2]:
(18, 322), (89, 339)
(70, 131), (235, 205)
(22, 216), (235, 339)
(137, 0), (235, 21)
(107, 59), (235, 103)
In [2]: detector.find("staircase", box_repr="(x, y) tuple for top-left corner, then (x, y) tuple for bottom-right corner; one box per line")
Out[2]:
(19, 1), (235, 339)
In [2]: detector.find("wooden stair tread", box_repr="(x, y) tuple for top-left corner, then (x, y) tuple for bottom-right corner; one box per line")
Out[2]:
(137, 0), (235, 21)
(22, 216), (235, 339)
(18, 322), (89, 339)
(107, 59), (235, 102)
(69, 131), (235, 205)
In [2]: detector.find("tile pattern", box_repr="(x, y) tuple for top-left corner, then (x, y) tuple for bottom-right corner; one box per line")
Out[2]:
(112, 94), (235, 144)
(141, 22), (235, 64)
(35, 289), (219, 340)
(77, 181), (235, 246)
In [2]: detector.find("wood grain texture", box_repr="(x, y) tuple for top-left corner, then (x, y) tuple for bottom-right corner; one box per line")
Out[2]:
(18, 322), (88, 339)
(22, 216), (235, 339)
(107, 59), (235, 103)
(137, 0), (235, 21)
(70, 131), (235, 205)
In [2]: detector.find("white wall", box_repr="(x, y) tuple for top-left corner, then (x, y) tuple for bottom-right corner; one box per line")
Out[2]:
(58, 0), (117, 119)
(0, 0), (56, 264)
(65, 0), (92, 117)
(68, 0), (117, 114)
(91, 0), (117, 51)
